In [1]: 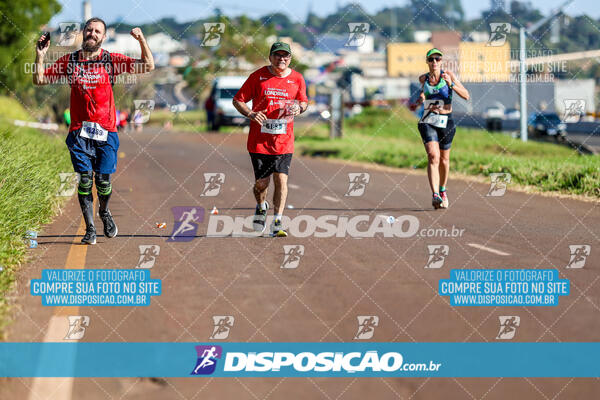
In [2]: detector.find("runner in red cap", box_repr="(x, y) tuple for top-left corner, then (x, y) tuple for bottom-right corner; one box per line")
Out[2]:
(233, 41), (308, 237)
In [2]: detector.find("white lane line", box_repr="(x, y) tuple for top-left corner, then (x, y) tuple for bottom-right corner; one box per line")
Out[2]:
(29, 213), (88, 400)
(322, 195), (340, 203)
(467, 243), (511, 256)
(288, 183), (300, 189)
(28, 316), (75, 400)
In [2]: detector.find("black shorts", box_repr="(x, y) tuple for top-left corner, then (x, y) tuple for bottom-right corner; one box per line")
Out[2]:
(418, 117), (456, 150)
(249, 153), (293, 180)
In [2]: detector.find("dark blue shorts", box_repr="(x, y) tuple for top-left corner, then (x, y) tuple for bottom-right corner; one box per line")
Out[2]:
(66, 128), (119, 174)
(418, 117), (456, 150)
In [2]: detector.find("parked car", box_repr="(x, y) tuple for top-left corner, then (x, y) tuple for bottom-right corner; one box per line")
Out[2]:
(207, 76), (249, 131)
(527, 113), (567, 141)
(483, 105), (505, 131)
(504, 108), (520, 120)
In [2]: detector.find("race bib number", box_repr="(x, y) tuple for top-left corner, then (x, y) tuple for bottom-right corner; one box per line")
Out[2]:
(80, 121), (108, 141)
(420, 100), (448, 128)
(261, 119), (287, 135)
(421, 113), (448, 128)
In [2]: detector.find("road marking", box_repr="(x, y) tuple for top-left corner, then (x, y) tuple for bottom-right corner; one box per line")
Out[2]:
(322, 195), (340, 202)
(29, 214), (88, 400)
(467, 243), (511, 256)
(288, 183), (300, 189)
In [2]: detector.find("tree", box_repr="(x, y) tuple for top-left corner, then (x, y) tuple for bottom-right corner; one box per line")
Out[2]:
(182, 15), (276, 96)
(0, 0), (61, 98)
(509, 1), (543, 26)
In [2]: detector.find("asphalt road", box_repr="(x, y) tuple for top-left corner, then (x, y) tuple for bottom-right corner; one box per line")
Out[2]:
(2, 126), (599, 399)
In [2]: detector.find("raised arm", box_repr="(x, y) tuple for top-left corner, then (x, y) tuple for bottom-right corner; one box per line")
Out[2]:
(443, 70), (469, 101)
(33, 33), (50, 86)
(130, 28), (154, 73)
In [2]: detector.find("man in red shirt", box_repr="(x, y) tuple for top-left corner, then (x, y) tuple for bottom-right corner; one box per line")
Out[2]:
(233, 42), (308, 237)
(34, 18), (154, 244)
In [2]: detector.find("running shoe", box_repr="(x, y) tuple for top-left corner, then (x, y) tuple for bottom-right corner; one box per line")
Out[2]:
(440, 190), (449, 209)
(253, 201), (269, 232)
(432, 193), (443, 209)
(271, 219), (288, 237)
(81, 226), (97, 245)
(99, 210), (118, 238)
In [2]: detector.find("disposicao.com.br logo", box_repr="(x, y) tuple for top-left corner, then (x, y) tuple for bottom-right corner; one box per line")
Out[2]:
(206, 214), (465, 238)
(191, 347), (442, 376)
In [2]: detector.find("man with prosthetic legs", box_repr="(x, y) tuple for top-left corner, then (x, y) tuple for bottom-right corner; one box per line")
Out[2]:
(34, 17), (154, 243)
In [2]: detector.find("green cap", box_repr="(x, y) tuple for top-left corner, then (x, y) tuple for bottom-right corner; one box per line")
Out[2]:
(270, 41), (291, 55)
(426, 48), (443, 57)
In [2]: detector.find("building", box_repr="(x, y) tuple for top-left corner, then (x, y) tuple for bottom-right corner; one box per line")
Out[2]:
(103, 32), (185, 59)
(315, 33), (374, 54)
(450, 80), (595, 115)
(458, 42), (510, 82)
(350, 75), (410, 101)
(387, 34), (510, 82)
(387, 42), (431, 77)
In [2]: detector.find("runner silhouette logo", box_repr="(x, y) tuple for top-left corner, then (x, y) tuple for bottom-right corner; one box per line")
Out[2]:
(346, 23), (370, 47)
(200, 173), (225, 196)
(137, 245), (160, 268)
(496, 316), (520, 340)
(425, 245), (449, 269)
(210, 316), (234, 340)
(58, 22), (81, 46)
(345, 173), (370, 196)
(566, 245), (591, 269)
(354, 316), (378, 340)
(57, 172), (78, 197)
(486, 173), (511, 197)
(64, 316), (90, 340)
(563, 99), (586, 123)
(201, 23), (225, 46)
(487, 23), (511, 46)
(281, 245), (304, 269)
(191, 345), (222, 375)
(168, 207), (204, 242)
(133, 100), (155, 124)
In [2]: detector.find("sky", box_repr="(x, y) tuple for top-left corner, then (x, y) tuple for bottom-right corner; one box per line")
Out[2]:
(50, 0), (599, 27)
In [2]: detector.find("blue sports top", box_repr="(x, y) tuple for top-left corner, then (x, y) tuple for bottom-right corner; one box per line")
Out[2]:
(423, 70), (453, 105)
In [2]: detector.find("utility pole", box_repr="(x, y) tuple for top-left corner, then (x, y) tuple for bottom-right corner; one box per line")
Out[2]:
(517, 0), (573, 142)
(519, 27), (527, 142)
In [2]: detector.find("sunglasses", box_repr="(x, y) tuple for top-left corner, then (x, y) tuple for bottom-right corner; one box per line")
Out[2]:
(272, 52), (291, 59)
(427, 56), (442, 62)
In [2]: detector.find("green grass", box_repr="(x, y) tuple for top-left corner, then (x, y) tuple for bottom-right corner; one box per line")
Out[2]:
(148, 109), (242, 133)
(0, 96), (35, 122)
(296, 106), (600, 198)
(150, 109), (225, 133)
(0, 97), (71, 337)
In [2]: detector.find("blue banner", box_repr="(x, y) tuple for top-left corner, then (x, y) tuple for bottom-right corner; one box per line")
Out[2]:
(0, 342), (598, 377)
(30, 269), (161, 306)
(439, 269), (569, 306)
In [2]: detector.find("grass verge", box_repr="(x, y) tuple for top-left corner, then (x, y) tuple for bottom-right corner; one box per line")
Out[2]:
(296, 107), (600, 199)
(0, 96), (71, 338)
(148, 109), (243, 133)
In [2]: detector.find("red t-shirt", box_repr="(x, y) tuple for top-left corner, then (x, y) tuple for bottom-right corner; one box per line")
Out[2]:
(234, 66), (308, 155)
(44, 50), (136, 132)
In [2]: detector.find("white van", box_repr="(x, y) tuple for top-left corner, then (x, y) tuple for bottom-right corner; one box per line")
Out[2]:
(208, 76), (248, 130)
